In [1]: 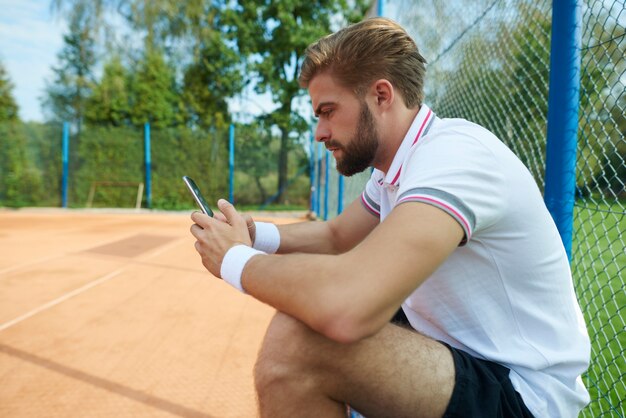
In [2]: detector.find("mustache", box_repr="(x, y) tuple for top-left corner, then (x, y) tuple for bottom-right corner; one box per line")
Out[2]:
(325, 140), (343, 150)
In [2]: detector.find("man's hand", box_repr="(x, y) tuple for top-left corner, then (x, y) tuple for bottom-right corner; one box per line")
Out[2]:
(214, 209), (257, 245)
(190, 199), (253, 277)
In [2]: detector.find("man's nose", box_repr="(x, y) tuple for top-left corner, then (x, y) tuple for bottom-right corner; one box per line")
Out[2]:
(315, 121), (330, 143)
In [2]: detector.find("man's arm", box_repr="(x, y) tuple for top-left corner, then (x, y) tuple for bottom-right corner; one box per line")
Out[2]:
(242, 202), (462, 343)
(275, 198), (379, 255)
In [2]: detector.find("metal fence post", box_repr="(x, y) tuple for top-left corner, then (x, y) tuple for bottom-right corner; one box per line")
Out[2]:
(323, 149), (330, 220)
(309, 131), (316, 214)
(338, 175), (344, 215)
(544, 0), (582, 260)
(229, 124), (235, 204)
(62, 122), (69, 208)
(316, 142), (323, 217)
(144, 122), (152, 209)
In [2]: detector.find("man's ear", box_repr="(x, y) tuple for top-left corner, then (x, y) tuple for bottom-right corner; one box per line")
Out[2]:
(371, 79), (394, 110)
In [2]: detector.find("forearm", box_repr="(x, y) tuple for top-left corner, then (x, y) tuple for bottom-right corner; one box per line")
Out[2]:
(266, 199), (379, 255)
(240, 247), (411, 344)
(239, 203), (464, 343)
(241, 251), (368, 342)
(275, 221), (339, 254)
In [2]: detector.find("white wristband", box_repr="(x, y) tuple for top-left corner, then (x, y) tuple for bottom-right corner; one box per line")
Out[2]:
(253, 222), (281, 254)
(220, 245), (265, 293)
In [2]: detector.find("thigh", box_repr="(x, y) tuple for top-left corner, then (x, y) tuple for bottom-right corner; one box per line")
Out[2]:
(259, 312), (455, 418)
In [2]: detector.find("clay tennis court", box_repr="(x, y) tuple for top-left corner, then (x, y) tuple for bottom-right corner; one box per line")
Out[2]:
(0, 208), (304, 417)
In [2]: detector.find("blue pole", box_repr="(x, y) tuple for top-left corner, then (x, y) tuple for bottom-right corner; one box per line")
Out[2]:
(377, 0), (384, 16)
(144, 122), (152, 209)
(323, 149), (330, 221)
(337, 175), (344, 215)
(544, 0), (582, 261)
(309, 131), (316, 214)
(229, 124), (235, 204)
(316, 142), (323, 217)
(61, 122), (69, 208)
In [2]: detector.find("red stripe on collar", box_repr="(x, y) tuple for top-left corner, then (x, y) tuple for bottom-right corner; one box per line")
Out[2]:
(389, 108), (433, 186)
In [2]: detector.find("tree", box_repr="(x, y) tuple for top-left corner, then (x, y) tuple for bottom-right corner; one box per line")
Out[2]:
(128, 48), (179, 129)
(226, 0), (368, 202)
(44, 3), (97, 135)
(0, 60), (19, 122)
(85, 55), (131, 126)
(235, 119), (276, 203)
(181, 31), (244, 130)
(420, 2), (552, 186)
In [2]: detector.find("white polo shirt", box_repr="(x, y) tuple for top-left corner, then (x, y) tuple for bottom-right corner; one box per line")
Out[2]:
(361, 105), (590, 418)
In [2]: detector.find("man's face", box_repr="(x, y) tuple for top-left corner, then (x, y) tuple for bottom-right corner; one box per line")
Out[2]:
(330, 103), (379, 176)
(309, 73), (380, 177)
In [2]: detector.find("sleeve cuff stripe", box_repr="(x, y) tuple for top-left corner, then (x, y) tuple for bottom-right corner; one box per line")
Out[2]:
(397, 195), (472, 240)
(361, 193), (381, 216)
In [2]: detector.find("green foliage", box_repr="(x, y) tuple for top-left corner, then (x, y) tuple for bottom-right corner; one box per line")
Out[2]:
(225, 0), (369, 202)
(578, 8), (626, 198)
(129, 49), (179, 128)
(0, 122), (47, 207)
(234, 120), (276, 202)
(43, 3), (97, 133)
(150, 126), (229, 210)
(181, 34), (243, 130)
(572, 201), (626, 416)
(0, 61), (19, 122)
(85, 56), (131, 126)
(35, 0), (361, 209)
(430, 2), (551, 188)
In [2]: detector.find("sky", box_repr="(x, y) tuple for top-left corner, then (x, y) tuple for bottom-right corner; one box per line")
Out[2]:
(0, 1), (394, 124)
(0, 0), (67, 122)
(0, 0), (279, 124)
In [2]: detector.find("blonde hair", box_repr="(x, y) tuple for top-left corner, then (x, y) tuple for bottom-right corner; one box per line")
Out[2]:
(299, 17), (427, 108)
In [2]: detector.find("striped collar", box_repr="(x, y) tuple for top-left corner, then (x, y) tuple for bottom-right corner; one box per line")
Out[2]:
(378, 104), (436, 187)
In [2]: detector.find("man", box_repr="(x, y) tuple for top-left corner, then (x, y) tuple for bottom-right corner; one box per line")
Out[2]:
(190, 18), (590, 418)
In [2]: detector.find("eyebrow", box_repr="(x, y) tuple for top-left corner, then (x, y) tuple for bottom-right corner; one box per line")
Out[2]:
(314, 101), (334, 117)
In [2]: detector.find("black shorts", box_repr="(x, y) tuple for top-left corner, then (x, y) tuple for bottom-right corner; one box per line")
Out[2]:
(443, 343), (534, 418)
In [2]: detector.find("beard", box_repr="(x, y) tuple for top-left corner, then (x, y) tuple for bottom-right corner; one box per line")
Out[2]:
(329, 103), (379, 177)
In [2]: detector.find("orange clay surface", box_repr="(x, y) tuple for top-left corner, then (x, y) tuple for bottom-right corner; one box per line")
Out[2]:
(0, 208), (306, 418)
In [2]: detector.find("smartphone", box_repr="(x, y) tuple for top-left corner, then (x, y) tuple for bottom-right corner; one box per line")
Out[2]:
(182, 176), (214, 216)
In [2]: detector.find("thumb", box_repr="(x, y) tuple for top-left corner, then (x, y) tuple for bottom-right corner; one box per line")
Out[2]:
(217, 199), (244, 227)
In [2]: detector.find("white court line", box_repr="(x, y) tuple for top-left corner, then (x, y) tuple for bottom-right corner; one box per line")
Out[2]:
(0, 237), (189, 333)
(0, 255), (64, 277)
(0, 232), (142, 277)
(0, 269), (124, 332)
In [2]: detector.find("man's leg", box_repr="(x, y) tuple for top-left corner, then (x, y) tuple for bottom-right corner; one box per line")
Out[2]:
(254, 312), (455, 418)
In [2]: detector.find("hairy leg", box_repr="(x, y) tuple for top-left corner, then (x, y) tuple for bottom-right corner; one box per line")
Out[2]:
(254, 312), (455, 418)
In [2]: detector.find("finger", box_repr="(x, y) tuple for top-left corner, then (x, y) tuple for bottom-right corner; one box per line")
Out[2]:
(243, 214), (254, 230)
(217, 199), (245, 228)
(191, 211), (212, 228)
(190, 223), (204, 239)
(214, 212), (228, 223)
(243, 214), (256, 241)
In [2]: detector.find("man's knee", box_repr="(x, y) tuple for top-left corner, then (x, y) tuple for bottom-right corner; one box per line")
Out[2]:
(254, 312), (315, 392)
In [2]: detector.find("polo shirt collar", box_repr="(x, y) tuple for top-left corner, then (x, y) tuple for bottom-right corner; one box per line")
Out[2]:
(380, 104), (436, 186)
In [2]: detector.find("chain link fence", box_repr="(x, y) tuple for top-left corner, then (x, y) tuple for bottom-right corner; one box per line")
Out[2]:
(333, 0), (625, 415)
(0, 122), (310, 211)
(575, 0), (625, 416)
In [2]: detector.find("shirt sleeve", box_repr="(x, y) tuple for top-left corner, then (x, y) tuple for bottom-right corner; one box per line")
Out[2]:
(396, 127), (507, 244)
(361, 171), (382, 218)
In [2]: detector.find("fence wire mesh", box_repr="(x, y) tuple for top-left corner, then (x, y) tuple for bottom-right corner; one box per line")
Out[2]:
(335, 1), (625, 416)
(575, 0), (625, 416)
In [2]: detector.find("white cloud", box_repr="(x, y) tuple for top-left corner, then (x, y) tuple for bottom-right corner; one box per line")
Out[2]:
(0, 0), (66, 122)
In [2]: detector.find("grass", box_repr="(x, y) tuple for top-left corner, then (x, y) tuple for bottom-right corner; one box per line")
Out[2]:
(572, 200), (625, 417)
